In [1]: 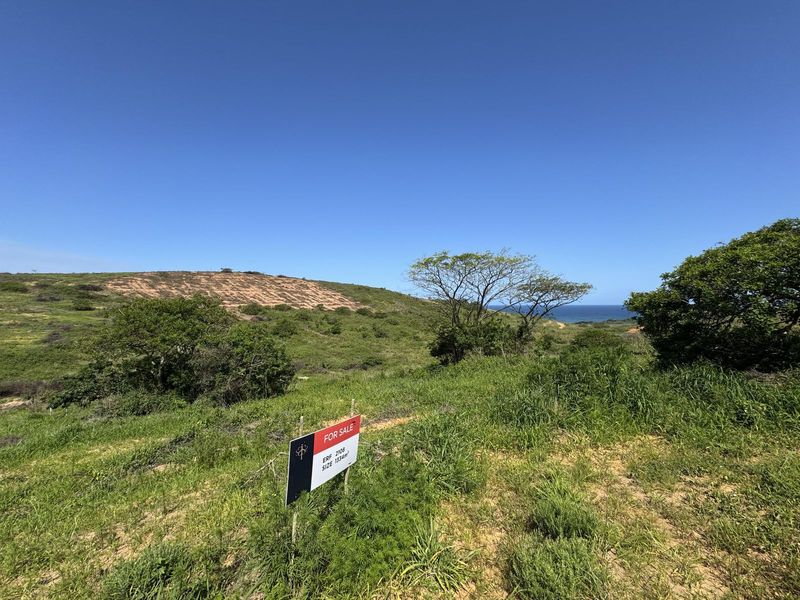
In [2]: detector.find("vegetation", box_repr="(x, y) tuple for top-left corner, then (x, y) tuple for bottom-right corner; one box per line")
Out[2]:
(51, 296), (294, 411)
(408, 250), (590, 363)
(627, 218), (800, 371)
(1, 255), (799, 598)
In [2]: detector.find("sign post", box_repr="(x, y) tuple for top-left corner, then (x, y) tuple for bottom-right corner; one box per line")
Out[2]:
(286, 413), (361, 506)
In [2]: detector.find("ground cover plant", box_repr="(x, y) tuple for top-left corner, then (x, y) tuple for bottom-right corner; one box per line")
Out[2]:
(1, 269), (799, 598)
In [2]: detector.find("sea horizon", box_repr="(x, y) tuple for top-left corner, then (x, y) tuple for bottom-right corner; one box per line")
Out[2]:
(490, 304), (637, 323)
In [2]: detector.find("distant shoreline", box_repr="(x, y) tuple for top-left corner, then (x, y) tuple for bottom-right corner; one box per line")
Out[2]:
(490, 304), (637, 323)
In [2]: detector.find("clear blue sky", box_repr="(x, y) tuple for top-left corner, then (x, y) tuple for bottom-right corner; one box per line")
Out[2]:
(1, 1), (798, 303)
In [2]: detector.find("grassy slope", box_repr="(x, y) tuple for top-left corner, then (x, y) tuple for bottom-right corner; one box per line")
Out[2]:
(2, 272), (798, 599)
(0, 273), (440, 383)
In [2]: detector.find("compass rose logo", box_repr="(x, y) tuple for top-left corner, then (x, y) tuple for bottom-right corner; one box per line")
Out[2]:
(295, 443), (308, 460)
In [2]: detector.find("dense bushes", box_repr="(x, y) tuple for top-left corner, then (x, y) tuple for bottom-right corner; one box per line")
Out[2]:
(55, 296), (294, 410)
(192, 322), (295, 405)
(627, 219), (800, 371)
(430, 321), (513, 365)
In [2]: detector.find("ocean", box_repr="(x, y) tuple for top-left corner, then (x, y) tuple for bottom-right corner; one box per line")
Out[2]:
(491, 304), (637, 323)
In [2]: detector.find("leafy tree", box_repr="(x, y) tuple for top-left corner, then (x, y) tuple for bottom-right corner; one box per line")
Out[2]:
(100, 295), (232, 394)
(510, 271), (592, 343)
(55, 296), (295, 407)
(409, 250), (590, 362)
(408, 250), (531, 327)
(626, 218), (800, 371)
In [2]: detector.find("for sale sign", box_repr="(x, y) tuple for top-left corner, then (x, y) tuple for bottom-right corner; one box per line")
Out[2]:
(286, 415), (361, 505)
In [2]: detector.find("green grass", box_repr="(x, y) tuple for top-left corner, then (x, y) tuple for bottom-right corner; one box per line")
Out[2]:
(2, 272), (799, 598)
(0, 273), (442, 385)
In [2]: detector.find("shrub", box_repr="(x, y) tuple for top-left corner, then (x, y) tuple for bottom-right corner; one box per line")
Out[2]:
(36, 293), (62, 302)
(568, 328), (627, 352)
(54, 297), (294, 408)
(0, 281), (28, 293)
(356, 307), (373, 317)
(271, 318), (298, 338)
(51, 359), (130, 407)
(191, 321), (295, 405)
(71, 299), (95, 311)
(506, 535), (607, 600)
(430, 321), (513, 365)
(77, 284), (104, 292)
(99, 295), (232, 396)
(627, 218), (800, 371)
(273, 304), (293, 311)
(240, 303), (266, 316)
(328, 321), (343, 335)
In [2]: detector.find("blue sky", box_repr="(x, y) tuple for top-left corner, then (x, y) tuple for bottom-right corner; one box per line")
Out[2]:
(1, 1), (798, 303)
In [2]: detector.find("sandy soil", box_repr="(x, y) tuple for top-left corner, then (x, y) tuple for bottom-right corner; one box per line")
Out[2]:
(105, 271), (364, 310)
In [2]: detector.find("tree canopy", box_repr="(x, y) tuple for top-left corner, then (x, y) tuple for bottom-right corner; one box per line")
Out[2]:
(626, 218), (800, 371)
(409, 250), (591, 362)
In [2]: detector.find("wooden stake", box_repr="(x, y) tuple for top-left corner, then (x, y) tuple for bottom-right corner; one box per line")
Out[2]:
(343, 399), (355, 495)
(290, 415), (303, 595)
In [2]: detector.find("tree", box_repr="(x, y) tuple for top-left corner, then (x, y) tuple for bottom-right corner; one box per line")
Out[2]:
(99, 295), (233, 395)
(626, 218), (800, 371)
(510, 271), (592, 341)
(409, 250), (591, 362)
(408, 250), (532, 327)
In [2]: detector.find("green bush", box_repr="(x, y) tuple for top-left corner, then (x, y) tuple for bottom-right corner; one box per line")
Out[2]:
(191, 321), (295, 405)
(51, 359), (130, 408)
(271, 318), (298, 338)
(356, 307), (373, 317)
(0, 281), (29, 293)
(99, 295), (232, 396)
(430, 321), (513, 365)
(334, 306), (352, 315)
(506, 535), (607, 600)
(55, 297), (294, 408)
(71, 299), (95, 311)
(568, 328), (627, 352)
(240, 303), (267, 316)
(627, 218), (800, 371)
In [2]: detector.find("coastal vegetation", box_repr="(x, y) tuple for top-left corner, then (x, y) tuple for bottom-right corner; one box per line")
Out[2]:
(1, 220), (798, 598)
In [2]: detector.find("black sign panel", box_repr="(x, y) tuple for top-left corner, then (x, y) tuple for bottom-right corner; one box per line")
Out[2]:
(286, 432), (314, 505)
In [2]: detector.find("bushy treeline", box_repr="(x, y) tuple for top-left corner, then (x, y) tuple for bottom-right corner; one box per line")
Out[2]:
(628, 218), (800, 372)
(54, 296), (295, 412)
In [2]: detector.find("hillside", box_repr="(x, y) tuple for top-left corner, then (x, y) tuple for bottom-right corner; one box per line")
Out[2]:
(0, 272), (440, 383)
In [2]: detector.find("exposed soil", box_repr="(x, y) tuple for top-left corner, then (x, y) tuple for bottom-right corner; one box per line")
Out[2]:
(105, 271), (364, 310)
(559, 436), (730, 598)
(0, 398), (30, 411)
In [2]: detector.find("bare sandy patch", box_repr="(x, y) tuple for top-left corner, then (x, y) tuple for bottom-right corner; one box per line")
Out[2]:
(557, 436), (730, 598)
(367, 416), (414, 431)
(0, 398), (31, 411)
(105, 271), (364, 310)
